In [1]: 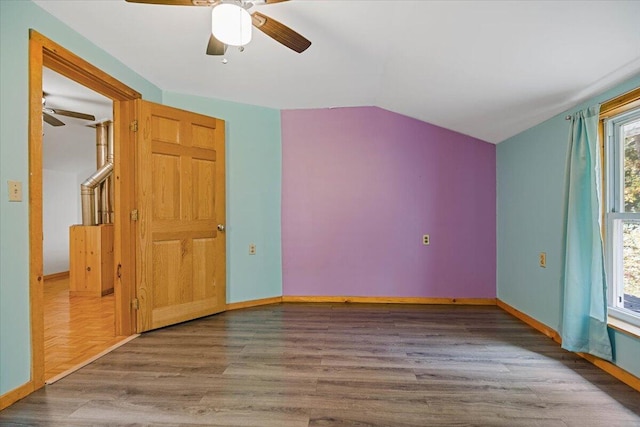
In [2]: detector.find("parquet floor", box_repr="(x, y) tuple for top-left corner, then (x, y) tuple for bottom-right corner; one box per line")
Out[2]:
(44, 276), (128, 381)
(2, 303), (639, 426)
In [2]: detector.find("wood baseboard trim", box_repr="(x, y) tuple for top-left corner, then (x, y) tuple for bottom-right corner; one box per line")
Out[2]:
(0, 381), (34, 410)
(226, 296), (283, 311)
(496, 299), (562, 343)
(496, 299), (640, 392)
(43, 271), (69, 281)
(577, 352), (640, 392)
(68, 289), (114, 298)
(282, 296), (497, 305)
(225, 296), (496, 311)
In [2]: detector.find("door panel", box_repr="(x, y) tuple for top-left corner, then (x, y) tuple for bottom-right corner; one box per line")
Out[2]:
(136, 100), (225, 332)
(192, 124), (217, 149)
(193, 237), (216, 299)
(152, 154), (181, 220)
(192, 159), (216, 219)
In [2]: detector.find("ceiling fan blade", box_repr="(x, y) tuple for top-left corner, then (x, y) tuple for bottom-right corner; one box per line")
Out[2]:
(251, 11), (311, 53)
(43, 112), (65, 127)
(264, 0), (290, 4)
(50, 109), (96, 121)
(124, 0), (206, 5)
(206, 34), (227, 56)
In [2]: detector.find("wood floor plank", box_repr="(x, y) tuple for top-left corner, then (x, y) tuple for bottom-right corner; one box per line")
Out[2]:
(67, 400), (310, 427)
(43, 276), (129, 380)
(1, 303), (638, 426)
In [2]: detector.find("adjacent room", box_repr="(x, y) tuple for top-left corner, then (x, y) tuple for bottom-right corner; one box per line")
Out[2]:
(41, 67), (128, 382)
(1, 0), (639, 425)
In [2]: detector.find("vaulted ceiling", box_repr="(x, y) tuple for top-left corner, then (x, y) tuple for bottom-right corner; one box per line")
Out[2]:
(34, 0), (640, 143)
(42, 68), (112, 173)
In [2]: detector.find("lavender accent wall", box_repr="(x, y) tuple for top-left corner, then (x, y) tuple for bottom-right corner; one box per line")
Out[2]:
(281, 107), (496, 298)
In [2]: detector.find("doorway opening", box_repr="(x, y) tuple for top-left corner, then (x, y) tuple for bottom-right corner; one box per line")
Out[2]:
(29, 30), (141, 390)
(41, 67), (129, 382)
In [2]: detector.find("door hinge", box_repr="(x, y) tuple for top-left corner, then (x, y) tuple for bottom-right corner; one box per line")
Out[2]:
(130, 209), (139, 221)
(131, 298), (139, 310)
(130, 120), (138, 132)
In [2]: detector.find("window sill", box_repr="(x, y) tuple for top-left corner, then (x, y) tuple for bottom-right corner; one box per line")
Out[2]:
(608, 316), (640, 340)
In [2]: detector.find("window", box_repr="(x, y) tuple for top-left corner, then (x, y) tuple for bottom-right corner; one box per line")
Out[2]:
(603, 90), (640, 327)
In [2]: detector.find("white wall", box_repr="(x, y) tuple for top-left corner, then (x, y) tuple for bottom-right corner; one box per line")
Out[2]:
(43, 169), (81, 275)
(42, 115), (100, 276)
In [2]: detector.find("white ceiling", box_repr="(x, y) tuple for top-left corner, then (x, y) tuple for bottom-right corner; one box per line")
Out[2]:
(34, 0), (640, 143)
(42, 68), (112, 172)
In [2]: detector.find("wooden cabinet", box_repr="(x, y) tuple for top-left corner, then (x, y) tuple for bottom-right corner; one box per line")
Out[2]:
(69, 224), (114, 296)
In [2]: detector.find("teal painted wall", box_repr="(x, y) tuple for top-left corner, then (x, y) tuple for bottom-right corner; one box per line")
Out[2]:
(0, 0), (162, 395)
(497, 73), (640, 378)
(162, 92), (283, 304)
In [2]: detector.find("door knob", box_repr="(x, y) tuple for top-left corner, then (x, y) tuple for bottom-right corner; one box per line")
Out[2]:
(217, 224), (225, 232)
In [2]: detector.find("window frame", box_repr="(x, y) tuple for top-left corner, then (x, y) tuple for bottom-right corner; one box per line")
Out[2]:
(600, 87), (640, 331)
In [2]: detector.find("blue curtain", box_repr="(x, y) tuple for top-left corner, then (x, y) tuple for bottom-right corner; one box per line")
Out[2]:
(561, 105), (613, 361)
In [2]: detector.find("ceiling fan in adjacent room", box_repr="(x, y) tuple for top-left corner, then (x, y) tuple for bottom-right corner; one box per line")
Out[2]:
(125, 0), (311, 56)
(42, 93), (96, 127)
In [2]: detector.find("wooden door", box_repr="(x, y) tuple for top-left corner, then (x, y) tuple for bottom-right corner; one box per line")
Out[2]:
(136, 100), (225, 332)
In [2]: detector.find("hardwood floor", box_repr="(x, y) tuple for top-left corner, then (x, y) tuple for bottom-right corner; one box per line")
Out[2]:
(2, 303), (639, 426)
(43, 276), (128, 381)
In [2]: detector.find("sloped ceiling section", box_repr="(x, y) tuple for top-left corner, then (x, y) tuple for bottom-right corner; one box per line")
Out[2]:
(42, 68), (112, 172)
(34, 0), (640, 143)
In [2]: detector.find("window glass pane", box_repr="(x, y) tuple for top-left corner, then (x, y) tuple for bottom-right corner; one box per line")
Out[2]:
(623, 118), (640, 212)
(623, 220), (640, 313)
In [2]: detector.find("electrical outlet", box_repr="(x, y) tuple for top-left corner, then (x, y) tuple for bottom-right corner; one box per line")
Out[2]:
(7, 180), (22, 202)
(539, 252), (546, 268)
(249, 243), (256, 255)
(422, 234), (430, 245)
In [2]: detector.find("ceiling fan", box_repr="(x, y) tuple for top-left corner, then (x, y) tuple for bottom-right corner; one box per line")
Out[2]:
(42, 93), (96, 127)
(125, 0), (311, 55)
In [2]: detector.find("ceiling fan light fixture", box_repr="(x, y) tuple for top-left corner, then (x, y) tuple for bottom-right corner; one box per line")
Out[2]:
(211, 3), (252, 47)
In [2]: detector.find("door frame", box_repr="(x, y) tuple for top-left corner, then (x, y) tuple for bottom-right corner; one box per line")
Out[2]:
(28, 30), (141, 390)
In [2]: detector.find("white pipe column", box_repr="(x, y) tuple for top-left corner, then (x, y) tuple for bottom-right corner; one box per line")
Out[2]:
(81, 121), (114, 226)
(105, 121), (115, 224)
(97, 122), (108, 224)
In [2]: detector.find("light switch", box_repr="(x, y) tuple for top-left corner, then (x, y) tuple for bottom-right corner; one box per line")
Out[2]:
(8, 180), (22, 202)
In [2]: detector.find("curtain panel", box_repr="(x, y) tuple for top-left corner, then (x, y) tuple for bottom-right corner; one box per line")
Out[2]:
(561, 105), (613, 361)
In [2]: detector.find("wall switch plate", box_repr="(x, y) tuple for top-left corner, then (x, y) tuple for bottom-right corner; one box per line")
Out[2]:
(249, 243), (256, 255)
(8, 180), (22, 202)
(539, 252), (546, 268)
(423, 234), (430, 245)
